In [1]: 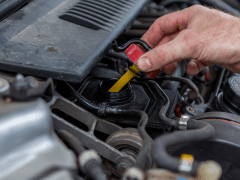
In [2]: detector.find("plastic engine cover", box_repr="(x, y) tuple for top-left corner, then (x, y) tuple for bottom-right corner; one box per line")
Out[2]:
(0, 0), (149, 82)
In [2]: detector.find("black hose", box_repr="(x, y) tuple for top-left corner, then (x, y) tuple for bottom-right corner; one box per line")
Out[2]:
(108, 49), (129, 60)
(199, 0), (240, 15)
(135, 111), (152, 170)
(57, 130), (107, 180)
(207, 67), (225, 105)
(149, 80), (178, 127)
(179, 74), (193, 95)
(152, 119), (215, 176)
(161, 0), (201, 6)
(159, 75), (203, 103)
(66, 79), (177, 127)
(159, 76), (204, 105)
(112, 38), (152, 52)
(214, 68), (226, 98)
(66, 82), (99, 112)
(106, 108), (152, 170)
(57, 130), (86, 155)
(161, 60), (187, 91)
(84, 159), (107, 180)
(192, 111), (240, 123)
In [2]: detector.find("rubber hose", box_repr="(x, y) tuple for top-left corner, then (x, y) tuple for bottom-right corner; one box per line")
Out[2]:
(135, 110), (152, 170)
(57, 130), (86, 155)
(199, 0), (240, 15)
(66, 82), (99, 111)
(152, 119), (215, 176)
(170, 76), (204, 104)
(58, 131), (107, 180)
(84, 159), (107, 180)
(149, 80), (178, 127)
(112, 38), (152, 52)
(161, 76), (204, 105)
(161, 60), (187, 91)
(192, 112), (240, 123)
(108, 49), (129, 60)
(106, 108), (152, 170)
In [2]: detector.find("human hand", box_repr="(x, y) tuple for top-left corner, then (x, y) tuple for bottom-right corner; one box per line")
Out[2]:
(137, 5), (240, 75)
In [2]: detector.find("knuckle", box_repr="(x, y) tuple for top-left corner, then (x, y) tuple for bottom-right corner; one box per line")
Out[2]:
(182, 30), (195, 43)
(150, 22), (161, 35)
(188, 5), (205, 17)
(191, 4), (203, 11)
(192, 41), (205, 59)
(181, 30), (204, 59)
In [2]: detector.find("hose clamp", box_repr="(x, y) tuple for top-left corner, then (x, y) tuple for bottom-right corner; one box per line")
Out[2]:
(179, 154), (194, 173)
(98, 103), (107, 116)
(78, 150), (102, 172)
(178, 115), (190, 130)
(122, 167), (145, 180)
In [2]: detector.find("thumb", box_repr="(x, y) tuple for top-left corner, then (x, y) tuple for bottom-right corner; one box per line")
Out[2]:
(137, 31), (197, 72)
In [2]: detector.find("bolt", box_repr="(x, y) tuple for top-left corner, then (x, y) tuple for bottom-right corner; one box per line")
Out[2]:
(186, 106), (194, 113)
(12, 74), (28, 93)
(16, 74), (25, 82)
(116, 159), (133, 175)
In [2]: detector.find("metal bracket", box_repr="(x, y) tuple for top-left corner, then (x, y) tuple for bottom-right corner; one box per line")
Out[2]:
(48, 92), (136, 165)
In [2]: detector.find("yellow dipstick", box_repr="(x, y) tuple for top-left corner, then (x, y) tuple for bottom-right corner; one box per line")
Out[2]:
(108, 64), (140, 92)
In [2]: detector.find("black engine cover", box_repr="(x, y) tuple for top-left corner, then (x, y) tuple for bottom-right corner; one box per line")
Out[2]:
(0, 0), (149, 82)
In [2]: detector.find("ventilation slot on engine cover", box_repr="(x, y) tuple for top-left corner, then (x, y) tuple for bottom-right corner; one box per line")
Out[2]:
(59, 0), (138, 31)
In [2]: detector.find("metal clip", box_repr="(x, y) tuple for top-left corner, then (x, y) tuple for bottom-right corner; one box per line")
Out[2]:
(178, 115), (190, 130)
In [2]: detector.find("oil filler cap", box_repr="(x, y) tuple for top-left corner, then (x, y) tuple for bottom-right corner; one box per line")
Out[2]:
(223, 76), (240, 112)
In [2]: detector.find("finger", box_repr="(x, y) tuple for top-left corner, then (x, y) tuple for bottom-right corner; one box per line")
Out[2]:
(156, 32), (179, 46)
(141, 9), (190, 47)
(138, 30), (195, 72)
(155, 33), (180, 74)
(163, 61), (179, 74)
(225, 63), (240, 74)
(186, 60), (209, 75)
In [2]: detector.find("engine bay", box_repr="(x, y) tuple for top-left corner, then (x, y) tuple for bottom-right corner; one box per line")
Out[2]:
(1, 0), (240, 180)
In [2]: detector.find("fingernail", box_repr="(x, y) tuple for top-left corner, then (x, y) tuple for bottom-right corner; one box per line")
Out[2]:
(137, 57), (152, 72)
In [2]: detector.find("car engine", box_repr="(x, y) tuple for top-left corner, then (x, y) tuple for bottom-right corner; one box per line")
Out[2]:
(0, 0), (240, 180)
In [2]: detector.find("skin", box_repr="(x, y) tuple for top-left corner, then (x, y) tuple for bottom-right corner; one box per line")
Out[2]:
(137, 5), (240, 75)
